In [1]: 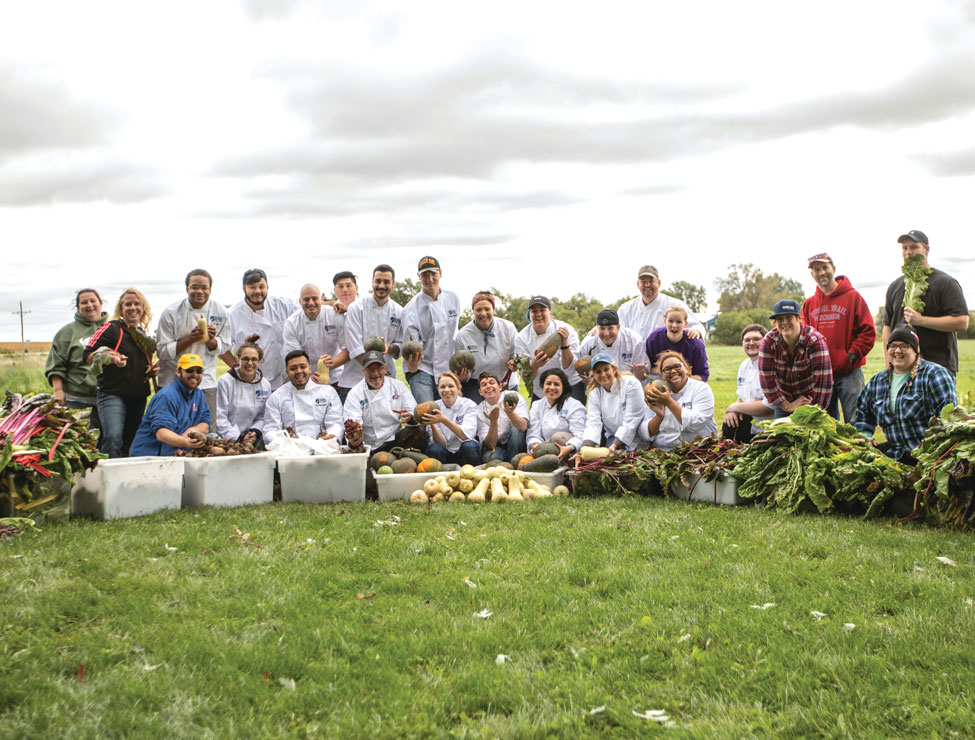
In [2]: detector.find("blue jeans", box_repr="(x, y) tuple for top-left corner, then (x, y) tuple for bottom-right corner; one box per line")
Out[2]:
(773, 405), (790, 419)
(426, 440), (481, 466)
(481, 426), (527, 463)
(827, 368), (865, 424)
(408, 370), (439, 403)
(96, 390), (146, 458)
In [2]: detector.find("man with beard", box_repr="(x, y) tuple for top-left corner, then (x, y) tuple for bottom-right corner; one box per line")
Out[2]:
(227, 269), (297, 390)
(129, 353), (210, 456)
(343, 265), (403, 379)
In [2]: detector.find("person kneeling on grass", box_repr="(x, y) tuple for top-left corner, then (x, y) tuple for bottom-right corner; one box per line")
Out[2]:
(641, 350), (716, 450)
(129, 353), (210, 456)
(419, 372), (481, 466)
(475, 372), (528, 463)
(582, 353), (647, 452)
(526, 368), (587, 461)
(853, 326), (956, 464)
(263, 350), (343, 443)
(343, 350), (418, 453)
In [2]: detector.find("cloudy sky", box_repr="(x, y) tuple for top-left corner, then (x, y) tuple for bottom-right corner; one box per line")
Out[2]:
(2, 0), (973, 341)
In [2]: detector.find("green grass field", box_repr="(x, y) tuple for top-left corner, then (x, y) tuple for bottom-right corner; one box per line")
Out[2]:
(2, 342), (974, 738)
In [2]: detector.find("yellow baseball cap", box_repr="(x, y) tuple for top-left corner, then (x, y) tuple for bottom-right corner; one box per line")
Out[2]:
(177, 353), (205, 370)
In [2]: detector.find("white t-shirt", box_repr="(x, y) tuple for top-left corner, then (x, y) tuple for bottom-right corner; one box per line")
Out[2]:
(343, 296), (404, 377)
(476, 394), (529, 446)
(514, 319), (582, 397)
(156, 298), (231, 390)
(343, 377), (417, 449)
(454, 318), (519, 388)
(214, 370), (271, 439)
(642, 377), (716, 450)
(617, 294), (704, 341)
(227, 296), (299, 390)
(282, 306), (345, 374)
(583, 374), (647, 450)
(527, 396), (587, 452)
(402, 290), (460, 377)
(263, 380), (344, 441)
(425, 396), (479, 453)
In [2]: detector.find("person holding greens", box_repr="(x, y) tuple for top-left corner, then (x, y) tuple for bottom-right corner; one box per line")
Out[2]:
(854, 326), (956, 464)
(45, 288), (108, 430)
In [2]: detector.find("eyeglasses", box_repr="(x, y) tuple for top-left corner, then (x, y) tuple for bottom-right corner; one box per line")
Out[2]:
(181, 367), (204, 374)
(887, 343), (912, 352)
(660, 364), (684, 375)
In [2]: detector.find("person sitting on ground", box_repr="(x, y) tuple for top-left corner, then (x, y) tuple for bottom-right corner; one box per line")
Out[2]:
(513, 296), (585, 402)
(854, 327), (956, 464)
(342, 350), (418, 452)
(758, 299), (833, 418)
(129, 353), (210, 456)
(45, 288), (108, 430)
(578, 308), (648, 386)
(645, 306), (710, 381)
(526, 368), (587, 461)
(722, 323), (774, 443)
(642, 350), (716, 450)
(263, 350), (343, 443)
(453, 291), (519, 403)
(581, 353), (647, 452)
(215, 334), (271, 449)
(418, 372), (481, 466)
(475, 372), (528, 464)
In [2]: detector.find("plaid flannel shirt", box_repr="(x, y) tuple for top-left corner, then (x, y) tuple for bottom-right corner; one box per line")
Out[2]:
(854, 360), (957, 461)
(758, 324), (833, 408)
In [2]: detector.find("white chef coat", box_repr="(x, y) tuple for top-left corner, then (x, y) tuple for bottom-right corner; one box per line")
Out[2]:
(526, 396), (587, 452)
(263, 380), (344, 441)
(736, 356), (773, 434)
(282, 306), (345, 373)
(617, 294), (704, 341)
(214, 369), (271, 438)
(514, 319), (582, 397)
(584, 374), (647, 450)
(579, 327), (649, 372)
(641, 377), (716, 450)
(424, 396), (478, 453)
(156, 298), (231, 390)
(476, 394), (529, 446)
(454, 318), (519, 389)
(333, 299), (361, 389)
(343, 377), (417, 449)
(227, 296), (298, 390)
(402, 290), (460, 377)
(343, 296), (403, 377)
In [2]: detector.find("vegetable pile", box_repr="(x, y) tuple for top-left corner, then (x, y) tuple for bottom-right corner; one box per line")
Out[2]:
(569, 448), (670, 497)
(175, 432), (260, 457)
(1, 392), (106, 516)
(912, 404), (975, 528)
(653, 437), (744, 494)
(408, 464), (564, 503)
(732, 406), (912, 516)
(902, 253), (932, 313)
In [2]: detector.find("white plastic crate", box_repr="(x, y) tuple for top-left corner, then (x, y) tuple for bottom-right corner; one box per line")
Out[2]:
(181, 452), (276, 508)
(376, 470), (444, 501)
(71, 456), (184, 520)
(277, 448), (370, 503)
(671, 473), (742, 505)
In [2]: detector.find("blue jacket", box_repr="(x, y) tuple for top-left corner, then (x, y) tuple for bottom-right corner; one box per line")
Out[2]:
(130, 380), (211, 456)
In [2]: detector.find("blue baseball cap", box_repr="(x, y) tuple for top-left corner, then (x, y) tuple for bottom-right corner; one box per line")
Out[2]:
(769, 299), (801, 319)
(591, 352), (614, 368)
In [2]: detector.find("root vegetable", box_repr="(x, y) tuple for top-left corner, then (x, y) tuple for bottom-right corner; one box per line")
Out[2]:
(410, 490), (428, 504)
(448, 491), (466, 503)
(423, 479), (439, 495)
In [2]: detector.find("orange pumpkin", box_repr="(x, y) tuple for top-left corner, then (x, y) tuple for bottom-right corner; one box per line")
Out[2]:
(416, 457), (443, 473)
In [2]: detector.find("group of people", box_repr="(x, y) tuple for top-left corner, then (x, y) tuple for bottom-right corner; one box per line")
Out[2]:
(43, 229), (968, 470)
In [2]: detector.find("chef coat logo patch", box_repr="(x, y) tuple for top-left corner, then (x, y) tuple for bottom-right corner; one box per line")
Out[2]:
(448, 309), (458, 318)
(466, 344), (478, 353)
(315, 398), (329, 407)
(390, 317), (401, 326)
(256, 390), (269, 399)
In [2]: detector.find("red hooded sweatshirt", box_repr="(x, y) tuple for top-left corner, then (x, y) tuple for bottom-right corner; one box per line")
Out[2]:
(800, 275), (876, 376)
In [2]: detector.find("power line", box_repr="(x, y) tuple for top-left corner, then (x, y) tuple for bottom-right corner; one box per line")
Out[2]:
(10, 302), (31, 362)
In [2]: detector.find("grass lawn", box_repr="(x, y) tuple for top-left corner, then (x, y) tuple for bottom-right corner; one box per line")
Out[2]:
(2, 343), (975, 738)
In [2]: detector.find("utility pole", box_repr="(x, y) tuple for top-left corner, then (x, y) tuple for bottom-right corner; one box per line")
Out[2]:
(11, 302), (31, 362)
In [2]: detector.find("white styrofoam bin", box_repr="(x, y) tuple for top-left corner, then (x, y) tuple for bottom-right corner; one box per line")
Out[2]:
(277, 448), (370, 503)
(71, 456), (184, 520)
(181, 452), (276, 508)
(376, 470), (443, 502)
(671, 473), (742, 505)
(477, 463), (567, 490)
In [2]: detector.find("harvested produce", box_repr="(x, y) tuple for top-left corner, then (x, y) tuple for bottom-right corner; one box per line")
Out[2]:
(732, 406), (912, 516)
(176, 433), (259, 457)
(569, 448), (670, 497)
(448, 350), (476, 374)
(533, 442), (559, 459)
(578, 446), (610, 462)
(413, 401), (437, 425)
(376, 466), (394, 475)
(514, 355), (534, 393)
(197, 316), (208, 334)
(343, 419), (364, 453)
(317, 359), (330, 385)
(408, 466), (559, 503)
(575, 355), (592, 375)
(523, 454), (561, 473)
(401, 340), (423, 360)
(653, 437), (744, 494)
(536, 332), (563, 361)
(503, 391), (521, 406)
(416, 457), (443, 473)
(901, 253), (932, 314)
(363, 337), (387, 353)
(0, 517), (40, 538)
(912, 404), (975, 528)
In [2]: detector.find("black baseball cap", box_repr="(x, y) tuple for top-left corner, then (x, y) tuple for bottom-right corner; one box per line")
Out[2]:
(769, 299), (801, 319)
(417, 256), (441, 274)
(596, 309), (619, 326)
(528, 295), (551, 309)
(243, 268), (267, 285)
(897, 230), (928, 245)
(361, 350), (386, 367)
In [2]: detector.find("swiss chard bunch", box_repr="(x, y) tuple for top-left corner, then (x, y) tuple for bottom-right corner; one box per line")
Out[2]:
(912, 404), (975, 528)
(902, 253), (932, 313)
(653, 436), (743, 494)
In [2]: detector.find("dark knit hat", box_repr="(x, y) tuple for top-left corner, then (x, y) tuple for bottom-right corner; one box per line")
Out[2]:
(886, 326), (919, 353)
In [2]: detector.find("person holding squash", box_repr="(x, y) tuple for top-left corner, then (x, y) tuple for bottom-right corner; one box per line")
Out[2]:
(642, 350), (716, 450)
(513, 296), (585, 403)
(526, 368), (587, 460)
(453, 290), (519, 404)
(419, 372), (481, 466)
(475, 372), (529, 463)
(343, 264), (404, 378)
(582, 353), (647, 452)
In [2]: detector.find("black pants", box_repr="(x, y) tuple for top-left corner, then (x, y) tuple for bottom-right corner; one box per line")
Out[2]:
(721, 415), (755, 444)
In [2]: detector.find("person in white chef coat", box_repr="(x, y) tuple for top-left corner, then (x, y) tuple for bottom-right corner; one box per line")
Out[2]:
(343, 264), (403, 378)
(282, 284), (349, 397)
(227, 269), (298, 391)
(419, 372), (481, 466)
(475, 372), (528, 464)
(581, 353), (648, 452)
(578, 309), (649, 387)
(401, 256), (460, 403)
(343, 350), (418, 452)
(526, 368), (587, 461)
(155, 268), (232, 414)
(214, 333), (271, 448)
(513, 296), (584, 403)
(329, 271), (360, 403)
(616, 265), (704, 341)
(453, 290), (519, 404)
(641, 350), (716, 450)
(263, 350), (344, 443)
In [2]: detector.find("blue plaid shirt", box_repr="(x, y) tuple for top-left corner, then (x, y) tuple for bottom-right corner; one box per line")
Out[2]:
(854, 360), (956, 460)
